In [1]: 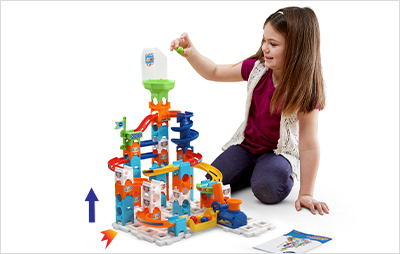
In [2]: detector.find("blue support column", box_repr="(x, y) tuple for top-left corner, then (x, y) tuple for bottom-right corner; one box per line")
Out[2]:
(172, 199), (191, 216)
(190, 188), (194, 202)
(115, 194), (134, 226)
(171, 161), (192, 179)
(168, 216), (187, 236)
(172, 200), (183, 216)
(125, 154), (141, 178)
(152, 124), (169, 141)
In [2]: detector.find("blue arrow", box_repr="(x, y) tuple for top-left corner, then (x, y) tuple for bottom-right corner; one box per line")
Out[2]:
(85, 188), (99, 223)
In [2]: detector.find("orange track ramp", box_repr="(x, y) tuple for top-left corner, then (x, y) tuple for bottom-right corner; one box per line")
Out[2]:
(136, 208), (175, 228)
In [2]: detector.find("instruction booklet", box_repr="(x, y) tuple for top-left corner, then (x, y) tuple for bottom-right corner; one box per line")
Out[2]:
(253, 230), (332, 253)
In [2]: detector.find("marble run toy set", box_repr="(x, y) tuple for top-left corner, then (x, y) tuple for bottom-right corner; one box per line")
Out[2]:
(108, 48), (274, 246)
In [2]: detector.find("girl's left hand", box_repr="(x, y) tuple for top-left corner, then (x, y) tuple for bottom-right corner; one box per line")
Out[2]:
(295, 195), (329, 215)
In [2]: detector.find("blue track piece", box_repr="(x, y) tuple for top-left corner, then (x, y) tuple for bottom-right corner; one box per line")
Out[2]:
(116, 194), (134, 226)
(172, 199), (191, 217)
(140, 140), (158, 147)
(167, 215), (187, 236)
(133, 167), (141, 178)
(171, 161), (193, 179)
(125, 154), (141, 178)
(172, 159), (183, 168)
(171, 111), (199, 154)
(171, 121), (193, 132)
(171, 129), (199, 144)
(161, 193), (167, 208)
(149, 162), (168, 185)
(152, 124), (169, 141)
(177, 111), (193, 124)
(150, 161), (160, 169)
(141, 152), (158, 160)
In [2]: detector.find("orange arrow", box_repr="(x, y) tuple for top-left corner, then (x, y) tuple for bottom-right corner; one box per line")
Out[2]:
(101, 229), (118, 249)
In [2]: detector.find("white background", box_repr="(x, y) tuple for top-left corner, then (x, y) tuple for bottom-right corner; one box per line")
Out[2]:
(1, 1), (399, 253)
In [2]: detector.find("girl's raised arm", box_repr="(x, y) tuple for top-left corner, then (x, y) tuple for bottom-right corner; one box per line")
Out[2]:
(170, 32), (243, 82)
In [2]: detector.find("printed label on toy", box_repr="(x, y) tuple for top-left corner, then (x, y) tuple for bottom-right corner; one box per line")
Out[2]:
(145, 53), (154, 67)
(115, 172), (122, 179)
(223, 189), (230, 196)
(152, 213), (161, 220)
(143, 198), (150, 206)
(178, 154), (183, 160)
(173, 192), (180, 198)
(218, 219), (233, 227)
(161, 154), (168, 160)
(124, 186), (132, 192)
(143, 185), (150, 193)
(161, 183), (166, 191)
(134, 196), (140, 203)
(160, 141), (168, 148)
(131, 133), (142, 139)
(132, 147), (139, 153)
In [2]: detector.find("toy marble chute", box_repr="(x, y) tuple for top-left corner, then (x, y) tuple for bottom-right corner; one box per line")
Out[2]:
(108, 48), (275, 247)
(141, 48), (175, 105)
(141, 48), (168, 81)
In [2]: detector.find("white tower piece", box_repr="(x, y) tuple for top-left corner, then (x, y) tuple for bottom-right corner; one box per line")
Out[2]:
(115, 165), (133, 185)
(142, 179), (161, 213)
(171, 187), (191, 205)
(158, 136), (169, 154)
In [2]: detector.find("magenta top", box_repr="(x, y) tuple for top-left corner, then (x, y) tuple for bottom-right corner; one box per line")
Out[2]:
(240, 59), (320, 154)
(240, 59), (281, 154)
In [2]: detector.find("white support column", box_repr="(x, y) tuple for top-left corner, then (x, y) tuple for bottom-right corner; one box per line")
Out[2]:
(115, 165), (133, 185)
(142, 179), (161, 213)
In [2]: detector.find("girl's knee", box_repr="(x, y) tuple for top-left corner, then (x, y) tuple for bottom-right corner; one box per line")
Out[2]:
(251, 178), (292, 204)
(252, 184), (284, 204)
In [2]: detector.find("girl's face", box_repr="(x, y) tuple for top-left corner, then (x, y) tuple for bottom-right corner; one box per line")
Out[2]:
(262, 22), (286, 71)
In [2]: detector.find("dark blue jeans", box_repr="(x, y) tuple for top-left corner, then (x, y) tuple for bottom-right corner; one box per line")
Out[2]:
(207, 145), (294, 204)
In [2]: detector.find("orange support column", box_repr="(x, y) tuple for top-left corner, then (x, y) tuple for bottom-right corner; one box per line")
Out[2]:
(177, 149), (184, 161)
(212, 182), (226, 205)
(115, 179), (134, 199)
(124, 142), (140, 159)
(149, 102), (171, 129)
(172, 174), (192, 193)
(200, 193), (214, 208)
(152, 149), (168, 166)
(151, 148), (159, 166)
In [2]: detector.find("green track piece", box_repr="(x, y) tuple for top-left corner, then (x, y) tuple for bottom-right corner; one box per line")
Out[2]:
(120, 130), (142, 148)
(143, 78), (175, 103)
(196, 183), (214, 194)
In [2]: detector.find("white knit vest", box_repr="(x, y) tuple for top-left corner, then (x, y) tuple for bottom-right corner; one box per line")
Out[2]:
(222, 60), (300, 181)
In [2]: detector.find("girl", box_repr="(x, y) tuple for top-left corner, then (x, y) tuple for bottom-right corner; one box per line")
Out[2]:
(170, 7), (329, 215)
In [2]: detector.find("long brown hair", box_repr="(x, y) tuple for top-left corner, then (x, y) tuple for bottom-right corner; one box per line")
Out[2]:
(247, 7), (325, 115)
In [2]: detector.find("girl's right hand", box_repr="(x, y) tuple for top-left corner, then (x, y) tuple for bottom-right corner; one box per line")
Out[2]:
(170, 32), (196, 58)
